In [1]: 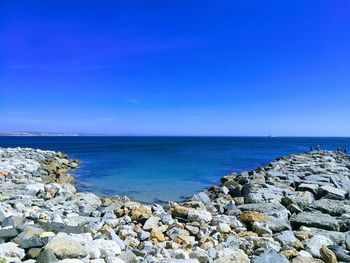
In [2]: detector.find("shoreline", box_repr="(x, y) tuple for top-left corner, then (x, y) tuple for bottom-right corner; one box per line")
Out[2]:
(1, 147), (350, 262)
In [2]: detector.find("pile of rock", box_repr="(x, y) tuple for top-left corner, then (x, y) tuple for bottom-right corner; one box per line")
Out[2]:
(1, 148), (350, 262)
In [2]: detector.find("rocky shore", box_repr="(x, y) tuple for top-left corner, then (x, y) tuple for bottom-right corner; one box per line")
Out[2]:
(1, 148), (350, 262)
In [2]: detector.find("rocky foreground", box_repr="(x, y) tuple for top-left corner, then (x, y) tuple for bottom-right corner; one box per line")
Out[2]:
(1, 149), (350, 262)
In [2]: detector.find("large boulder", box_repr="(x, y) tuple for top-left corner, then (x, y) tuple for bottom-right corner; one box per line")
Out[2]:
(308, 199), (350, 216)
(238, 203), (289, 221)
(42, 234), (88, 259)
(318, 185), (346, 200)
(16, 228), (54, 249)
(72, 193), (102, 216)
(290, 211), (340, 231)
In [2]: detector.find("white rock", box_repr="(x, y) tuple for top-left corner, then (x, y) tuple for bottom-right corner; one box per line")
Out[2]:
(217, 223), (231, 233)
(86, 245), (101, 259)
(143, 216), (159, 230)
(188, 209), (212, 223)
(161, 213), (175, 225)
(105, 257), (126, 263)
(87, 239), (121, 258)
(192, 192), (211, 204)
(298, 250), (313, 258)
(0, 242), (26, 259)
(52, 214), (64, 224)
(26, 183), (45, 195)
(90, 260), (106, 263)
(305, 234), (333, 257)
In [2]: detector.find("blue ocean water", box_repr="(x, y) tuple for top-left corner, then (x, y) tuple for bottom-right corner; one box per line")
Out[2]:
(1, 136), (350, 203)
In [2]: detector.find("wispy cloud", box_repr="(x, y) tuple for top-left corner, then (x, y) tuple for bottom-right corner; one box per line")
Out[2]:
(5, 35), (205, 72)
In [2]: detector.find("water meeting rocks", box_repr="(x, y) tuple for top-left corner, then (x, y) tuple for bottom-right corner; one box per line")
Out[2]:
(1, 147), (350, 262)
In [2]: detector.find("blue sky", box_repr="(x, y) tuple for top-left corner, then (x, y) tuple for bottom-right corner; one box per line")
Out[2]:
(1, 0), (349, 136)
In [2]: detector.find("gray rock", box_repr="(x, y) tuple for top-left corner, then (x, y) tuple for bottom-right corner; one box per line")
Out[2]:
(328, 245), (350, 262)
(265, 216), (291, 233)
(238, 203), (289, 221)
(160, 260), (200, 263)
(298, 183), (319, 195)
(0, 209), (6, 223)
(161, 213), (175, 225)
(251, 250), (289, 263)
(192, 192), (211, 204)
(0, 227), (18, 240)
(290, 211), (340, 231)
(139, 230), (150, 241)
(308, 227), (345, 245)
(318, 185), (347, 200)
(309, 199), (350, 216)
(303, 175), (330, 183)
(13, 227), (45, 249)
(281, 191), (314, 209)
(244, 185), (285, 204)
(345, 232), (350, 250)
(189, 250), (211, 263)
(273, 230), (298, 246)
(330, 174), (350, 192)
(36, 248), (59, 263)
(2, 216), (26, 230)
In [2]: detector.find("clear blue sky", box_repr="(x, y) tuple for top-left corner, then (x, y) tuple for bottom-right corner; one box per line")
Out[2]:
(1, 0), (349, 136)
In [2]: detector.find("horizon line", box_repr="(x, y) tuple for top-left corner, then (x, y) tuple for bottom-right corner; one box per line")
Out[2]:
(1, 132), (350, 138)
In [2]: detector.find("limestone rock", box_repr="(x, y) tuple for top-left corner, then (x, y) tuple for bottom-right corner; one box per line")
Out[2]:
(86, 239), (121, 258)
(143, 216), (159, 231)
(44, 235), (88, 259)
(188, 209), (212, 223)
(0, 242), (25, 259)
(305, 235), (333, 258)
(213, 249), (249, 262)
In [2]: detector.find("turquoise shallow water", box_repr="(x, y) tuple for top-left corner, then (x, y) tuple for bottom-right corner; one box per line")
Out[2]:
(1, 136), (350, 203)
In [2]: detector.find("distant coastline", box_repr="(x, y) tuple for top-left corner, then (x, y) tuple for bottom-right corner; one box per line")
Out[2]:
(0, 131), (81, 136)
(1, 131), (349, 137)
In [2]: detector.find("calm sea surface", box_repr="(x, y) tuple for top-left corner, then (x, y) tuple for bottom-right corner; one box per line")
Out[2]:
(1, 136), (350, 203)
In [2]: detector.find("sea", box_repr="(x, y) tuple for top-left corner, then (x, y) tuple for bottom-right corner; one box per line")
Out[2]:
(1, 136), (350, 203)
